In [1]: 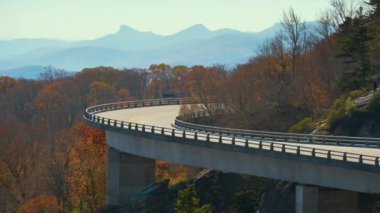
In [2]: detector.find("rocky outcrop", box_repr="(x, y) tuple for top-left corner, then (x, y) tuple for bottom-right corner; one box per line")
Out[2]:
(332, 92), (380, 137)
(259, 181), (295, 213)
(101, 180), (173, 213)
(193, 170), (244, 212)
(122, 180), (171, 212)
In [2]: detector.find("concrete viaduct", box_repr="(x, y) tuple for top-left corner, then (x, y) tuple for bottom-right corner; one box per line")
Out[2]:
(83, 98), (380, 213)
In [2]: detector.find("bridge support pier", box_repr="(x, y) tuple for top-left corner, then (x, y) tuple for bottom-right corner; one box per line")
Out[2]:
(107, 147), (155, 207)
(296, 185), (319, 213)
(296, 184), (358, 213)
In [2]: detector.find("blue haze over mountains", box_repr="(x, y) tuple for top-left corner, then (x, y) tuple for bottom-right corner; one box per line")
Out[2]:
(0, 23), (287, 78)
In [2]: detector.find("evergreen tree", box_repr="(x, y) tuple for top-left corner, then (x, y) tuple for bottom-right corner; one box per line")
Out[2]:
(174, 184), (212, 213)
(337, 6), (372, 91)
(366, 0), (380, 74)
(367, 0), (380, 15)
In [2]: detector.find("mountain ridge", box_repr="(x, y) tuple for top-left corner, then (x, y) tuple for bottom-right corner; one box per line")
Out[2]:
(0, 22), (318, 76)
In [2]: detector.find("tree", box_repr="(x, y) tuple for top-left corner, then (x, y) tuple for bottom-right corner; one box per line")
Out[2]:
(175, 184), (212, 213)
(31, 84), (71, 129)
(46, 130), (76, 211)
(258, 34), (290, 73)
(367, 0), (380, 18)
(231, 177), (267, 212)
(117, 88), (132, 101)
(365, 0), (380, 75)
(185, 66), (225, 106)
(146, 64), (173, 97)
(87, 81), (117, 106)
(224, 62), (267, 128)
(156, 162), (201, 186)
(0, 120), (45, 212)
(171, 65), (190, 97)
(0, 77), (19, 93)
(18, 195), (63, 213)
(337, 6), (372, 91)
(117, 68), (149, 99)
(69, 122), (106, 212)
(39, 66), (71, 81)
(281, 8), (310, 75)
(330, 0), (358, 30)
(316, 11), (335, 40)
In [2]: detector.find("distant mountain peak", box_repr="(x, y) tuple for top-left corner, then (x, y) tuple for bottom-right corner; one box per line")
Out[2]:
(181, 24), (210, 33)
(189, 24), (208, 30)
(118, 25), (141, 34)
(168, 24), (211, 40)
(115, 25), (161, 39)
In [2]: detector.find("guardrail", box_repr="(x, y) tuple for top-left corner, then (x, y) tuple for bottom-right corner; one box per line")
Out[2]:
(85, 98), (194, 114)
(83, 98), (380, 171)
(175, 110), (380, 148)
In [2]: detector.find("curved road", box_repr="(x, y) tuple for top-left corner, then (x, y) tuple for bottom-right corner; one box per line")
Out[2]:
(98, 105), (380, 157)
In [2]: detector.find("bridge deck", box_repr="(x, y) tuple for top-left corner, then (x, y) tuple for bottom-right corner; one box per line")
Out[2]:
(98, 105), (180, 128)
(97, 105), (380, 157)
(87, 100), (380, 192)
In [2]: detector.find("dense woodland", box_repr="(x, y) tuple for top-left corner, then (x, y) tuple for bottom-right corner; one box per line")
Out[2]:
(1, 0), (380, 212)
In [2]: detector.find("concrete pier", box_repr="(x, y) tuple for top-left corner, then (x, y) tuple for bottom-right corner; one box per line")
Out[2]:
(296, 185), (319, 213)
(107, 147), (155, 207)
(296, 185), (358, 213)
(319, 188), (358, 213)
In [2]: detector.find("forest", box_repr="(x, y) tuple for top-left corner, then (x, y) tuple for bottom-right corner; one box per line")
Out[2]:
(1, 0), (380, 212)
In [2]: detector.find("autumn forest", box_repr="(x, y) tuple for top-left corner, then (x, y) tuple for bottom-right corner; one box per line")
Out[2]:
(1, 0), (380, 212)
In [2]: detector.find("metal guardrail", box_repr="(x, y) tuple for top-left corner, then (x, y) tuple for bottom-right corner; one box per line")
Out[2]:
(175, 111), (380, 148)
(85, 98), (193, 114)
(83, 98), (380, 170)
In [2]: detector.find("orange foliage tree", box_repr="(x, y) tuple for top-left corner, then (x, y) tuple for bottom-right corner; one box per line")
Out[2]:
(69, 122), (107, 212)
(87, 81), (117, 106)
(0, 120), (47, 212)
(18, 195), (62, 213)
(31, 84), (71, 129)
(145, 63), (172, 98)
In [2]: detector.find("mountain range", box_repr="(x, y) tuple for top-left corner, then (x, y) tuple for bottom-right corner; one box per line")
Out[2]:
(0, 23), (290, 78)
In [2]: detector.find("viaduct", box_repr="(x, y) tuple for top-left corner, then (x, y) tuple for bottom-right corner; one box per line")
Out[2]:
(84, 98), (380, 213)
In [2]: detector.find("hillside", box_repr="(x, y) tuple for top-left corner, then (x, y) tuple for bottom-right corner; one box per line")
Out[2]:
(328, 92), (380, 137)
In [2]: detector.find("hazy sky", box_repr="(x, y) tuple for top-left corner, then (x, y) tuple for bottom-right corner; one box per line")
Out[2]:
(0, 0), (349, 40)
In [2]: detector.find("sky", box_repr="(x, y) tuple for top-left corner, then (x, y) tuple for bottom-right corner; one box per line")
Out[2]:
(0, 0), (352, 40)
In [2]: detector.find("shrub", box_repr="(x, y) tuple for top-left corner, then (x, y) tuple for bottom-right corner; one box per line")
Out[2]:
(346, 89), (367, 99)
(327, 97), (355, 128)
(289, 117), (313, 133)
